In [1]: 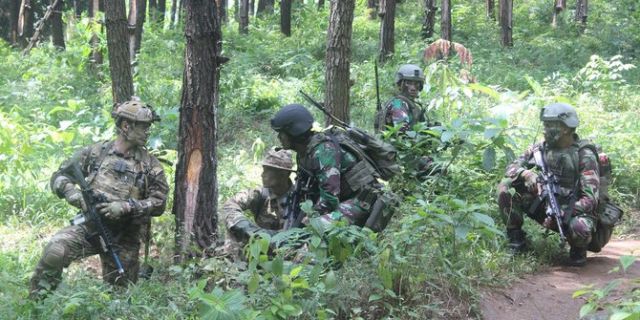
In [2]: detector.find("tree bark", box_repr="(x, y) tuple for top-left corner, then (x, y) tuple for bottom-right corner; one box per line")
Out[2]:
(366, 0), (376, 19)
(9, 0), (21, 44)
(18, 0), (35, 46)
(324, 0), (354, 125)
(280, 0), (291, 36)
(73, 0), (86, 17)
(378, 0), (395, 62)
(89, 0), (103, 65)
(215, 0), (227, 23)
(552, 0), (565, 27)
(128, 0), (146, 61)
(104, 0), (134, 103)
(174, 0), (221, 261)
(158, 0), (166, 24)
(499, 0), (512, 47)
(50, 0), (65, 50)
(575, 0), (587, 33)
(440, 0), (451, 41)
(257, 0), (274, 16)
(486, 0), (495, 20)
(170, 0), (178, 26)
(239, 0), (248, 34)
(421, 0), (436, 39)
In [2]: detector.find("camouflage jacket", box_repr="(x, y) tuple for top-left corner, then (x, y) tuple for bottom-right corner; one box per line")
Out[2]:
(298, 132), (359, 214)
(382, 93), (427, 132)
(505, 135), (600, 217)
(221, 186), (291, 231)
(51, 141), (169, 230)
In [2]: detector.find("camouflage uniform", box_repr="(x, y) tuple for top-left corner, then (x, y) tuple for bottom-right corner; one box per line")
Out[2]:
(299, 132), (381, 226)
(381, 93), (429, 132)
(497, 135), (600, 248)
(220, 187), (291, 258)
(30, 140), (168, 296)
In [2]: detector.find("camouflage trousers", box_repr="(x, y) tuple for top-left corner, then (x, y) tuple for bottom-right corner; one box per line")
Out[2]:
(497, 177), (595, 248)
(29, 224), (140, 298)
(319, 197), (370, 227)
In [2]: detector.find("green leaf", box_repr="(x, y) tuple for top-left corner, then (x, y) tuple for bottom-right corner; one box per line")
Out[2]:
(484, 128), (501, 140)
(272, 256), (283, 276)
(610, 311), (633, 320)
(620, 255), (636, 271)
(472, 212), (495, 227)
(483, 147), (496, 171)
(368, 294), (382, 302)
(248, 273), (259, 294)
(290, 265), (303, 278)
(579, 303), (596, 318)
(324, 270), (337, 289)
(468, 83), (500, 100)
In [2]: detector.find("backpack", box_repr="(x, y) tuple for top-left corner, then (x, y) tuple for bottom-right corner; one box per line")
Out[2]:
(576, 140), (624, 252)
(326, 126), (401, 181)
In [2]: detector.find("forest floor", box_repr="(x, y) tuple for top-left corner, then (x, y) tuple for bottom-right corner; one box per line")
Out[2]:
(479, 237), (640, 320)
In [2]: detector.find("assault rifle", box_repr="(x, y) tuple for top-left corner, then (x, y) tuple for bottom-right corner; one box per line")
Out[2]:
(283, 168), (313, 230)
(65, 163), (125, 275)
(532, 147), (568, 243)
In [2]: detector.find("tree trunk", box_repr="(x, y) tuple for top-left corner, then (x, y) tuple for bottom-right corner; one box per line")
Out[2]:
(73, 0), (86, 17)
(440, 0), (451, 41)
(170, 0), (178, 26)
(18, 0), (35, 46)
(104, 0), (134, 103)
(128, 0), (146, 62)
(215, 0), (227, 23)
(378, 0), (395, 62)
(366, 0), (376, 19)
(499, 0), (512, 47)
(89, 0), (103, 65)
(324, 0), (354, 125)
(256, 0), (273, 15)
(158, 0), (166, 24)
(50, 0), (65, 50)
(421, 0), (436, 39)
(239, 0), (248, 34)
(174, 0), (221, 261)
(280, 0), (291, 36)
(486, 0), (495, 20)
(552, 0), (565, 28)
(575, 0), (587, 33)
(10, 0), (21, 44)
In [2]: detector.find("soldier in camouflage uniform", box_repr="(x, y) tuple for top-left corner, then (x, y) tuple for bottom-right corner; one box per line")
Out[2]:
(219, 148), (295, 260)
(29, 100), (169, 299)
(375, 64), (433, 133)
(496, 103), (599, 266)
(271, 104), (382, 226)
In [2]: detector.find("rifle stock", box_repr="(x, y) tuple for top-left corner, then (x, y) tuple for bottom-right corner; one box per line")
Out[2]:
(283, 169), (312, 230)
(65, 163), (125, 275)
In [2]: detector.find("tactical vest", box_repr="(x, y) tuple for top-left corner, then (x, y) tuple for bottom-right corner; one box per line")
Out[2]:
(301, 132), (377, 200)
(374, 94), (426, 132)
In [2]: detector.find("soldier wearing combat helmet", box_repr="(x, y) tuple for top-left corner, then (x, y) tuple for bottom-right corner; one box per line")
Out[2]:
(29, 99), (169, 299)
(496, 103), (600, 266)
(219, 148), (295, 260)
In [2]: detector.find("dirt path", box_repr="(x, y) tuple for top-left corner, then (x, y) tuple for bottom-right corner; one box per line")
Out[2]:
(479, 240), (640, 320)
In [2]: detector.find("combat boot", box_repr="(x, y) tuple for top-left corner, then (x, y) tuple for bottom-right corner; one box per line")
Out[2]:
(230, 220), (276, 242)
(568, 247), (587, 267)
(506, 229), (527, 254)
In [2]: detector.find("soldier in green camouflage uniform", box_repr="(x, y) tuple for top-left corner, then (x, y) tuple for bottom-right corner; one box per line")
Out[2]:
(497, 103), (599, 266)
(271, 104), (382, 226)
(220, 148), (294, 259)
(29, 100), (169, 298)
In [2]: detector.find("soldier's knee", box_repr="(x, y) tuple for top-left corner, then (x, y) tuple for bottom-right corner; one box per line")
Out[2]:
(42, 242), (68, 269)
(569, 216), (594, 245)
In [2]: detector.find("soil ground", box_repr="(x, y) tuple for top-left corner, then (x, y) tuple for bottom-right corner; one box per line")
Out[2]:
(479, 239), (640, 320)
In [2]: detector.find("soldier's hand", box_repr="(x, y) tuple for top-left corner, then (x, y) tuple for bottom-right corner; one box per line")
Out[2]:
(97, 201), (131, 220)
(63, 186), (87, 212)
(521, 170), (539, 194)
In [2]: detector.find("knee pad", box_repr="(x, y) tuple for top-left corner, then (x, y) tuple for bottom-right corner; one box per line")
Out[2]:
(42, 242), (67, 269)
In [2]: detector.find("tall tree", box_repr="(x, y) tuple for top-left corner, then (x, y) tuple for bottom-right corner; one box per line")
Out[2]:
(552, 0), (565, 28)
(486, 0), (495, 20)
(50, 0), (65, 50)
(499, 0), (512, 47)
(128, 0), (146, 61)
(575, 0), (587, 33)
(174, 0), (222, 260)
(440, 0), (451, 41)
(421, 0), (437, 39)
(366, 0), (377, 20)
(104, 0), (134, 103)
(73, 0), (86, 17)
(89, 0), (103, 65)
(170, 0), (178, 26)
(239, 0), (248, 34)
(256, 0), (273, 16)
(18, 0), (35, 46)
(7, 0), (21, 44)
(215, 0), (227, 23)
(378, 0), (395, 62)
(324, 0), (355, 124)
(280, 0), (291, 36)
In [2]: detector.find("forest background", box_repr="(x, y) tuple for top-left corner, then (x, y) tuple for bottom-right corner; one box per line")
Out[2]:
(1, 0), (639, 319)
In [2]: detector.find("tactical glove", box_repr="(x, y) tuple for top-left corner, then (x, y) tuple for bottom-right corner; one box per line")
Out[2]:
(97, 201), (131, 220)
(63, 185), (87, 212)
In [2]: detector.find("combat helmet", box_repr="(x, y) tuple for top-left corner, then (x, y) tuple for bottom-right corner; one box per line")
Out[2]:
(270, 104), (314, 137)
(395, 64), (425, 86)
(540, 103), (579, 128)
(261, 148), (294, 172)
(112, 99), (160, 123)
